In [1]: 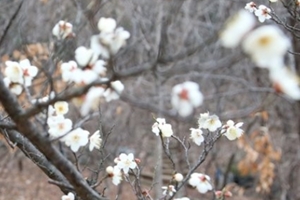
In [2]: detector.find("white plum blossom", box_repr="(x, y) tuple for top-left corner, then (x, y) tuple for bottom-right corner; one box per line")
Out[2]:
(188, 173), (213, 194)
(116, 153), (137, 174)
(61, 192), (75, 200)
(60, 61), (78, 82)
(198, 113), (222, 132)
(269, 0), (277, 2)
(103, 80), (124, 102)
(242, 25), (291, 69)
(19, 59), (38, 86)
(106, 166), (122, 185)
(47, 115), (73, 140)
(98, 18), (117, 33)
(220, 10), (256, 48)
(54, 101), (69, 115)
(93, 17), (131, 57)
(222, 120), (244, 141)
(89, 130), (102, 151)
(152, 118), (166, 136)
(91, 60), (107, 76)
(255, 5), (271, 23)
(152, 118), (173, 138)
(75, 46), (98, 67)
(245, 2), (257, 13)
(72, 68), (98, 85)
(160, 123), (173, 138)
(190, 128), (204, 146)
(3, 78), (23, 95)
(171, 81), (203, 117)
(52, 20), (74, 40)
(5, 61), (24, 84)
(269, 67), (300, 100)
(174, 173), (184, 182)
(80, 86), (105, 116)
(4, 59), (38, 94)
(109, 27), (131, 55)
(64, 128), (89, 152)
(162, 185), (176, 196)
(90, 35), (110, 59)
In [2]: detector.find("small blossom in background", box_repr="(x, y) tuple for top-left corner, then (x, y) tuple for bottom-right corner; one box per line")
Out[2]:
(242, 25), (290, 69)
(152, 118), (166, 136)
(89, 130), (102, 151)
(160, 123), (173, 137)
(297, 0), (300, 6)
(269, 67), (300, 100)
(47, 115), (72, 140)
(106, 166), (122, 186)
(19, 59), (38, 87)
(4, 59), (38, 95)
(152, 118), (173, 138)
(61, 192), (75, 200)
(173, 173), (184, 182)
(103, 80), (124, 102)
(190, 128), (204, 146)
(215, 190), (233, 199)
(188, 173), (213, 194)
(222, 120), (244, 141)
(91, 17), (130, 58)
(269, 0), (277, 2)
(60, 61), (78, 82)
(54, 101), (69, 115)
(254, 5), (271, 23)
(75, 46), (98, 67)
(64, 128), (89, 152)
(220, 10), (256, 48)
(171, 81), (203, 117)
(198, 112), (222, 132)
(5, 61), (23, 83)
(162, 185), (176, 196)
(245, 2), (257, 13)
(52, 20), (74, 40)
(98, 17), (117, 33)
(80, 86), (105, 116)
(116, 153), (137, 174)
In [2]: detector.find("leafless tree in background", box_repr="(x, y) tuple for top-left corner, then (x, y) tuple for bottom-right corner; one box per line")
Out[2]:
(0, 0), (299, 200)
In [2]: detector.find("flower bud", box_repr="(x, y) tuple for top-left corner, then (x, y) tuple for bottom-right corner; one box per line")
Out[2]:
(174, 173), (184, 182)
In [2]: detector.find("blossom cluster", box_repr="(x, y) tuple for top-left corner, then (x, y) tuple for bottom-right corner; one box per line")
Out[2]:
(3, 59), (38, 95)
(60, 59), (124, 115)
(55, 18), (128, 116)
(46, 100), (102, 152)
(220, 9), (300, 100)
(52, 20), (75, 40)
(106, 153), (138, 185)
(152, 118), (173, 138)
(245, 2), (272, 23)
(189, 112), (243, 146)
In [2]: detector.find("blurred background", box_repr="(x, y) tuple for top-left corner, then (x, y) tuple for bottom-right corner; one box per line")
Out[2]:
(0, 0), (299, 199)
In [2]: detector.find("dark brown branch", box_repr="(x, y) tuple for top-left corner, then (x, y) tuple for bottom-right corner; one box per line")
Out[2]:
(0, 128), (71, 194)
(22, 79), (109, 118)
(0, 76), (106, 200)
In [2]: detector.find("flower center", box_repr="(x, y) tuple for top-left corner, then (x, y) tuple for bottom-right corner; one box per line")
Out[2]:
(179, 88), (189, 100)
(258, 36), (271, 47)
